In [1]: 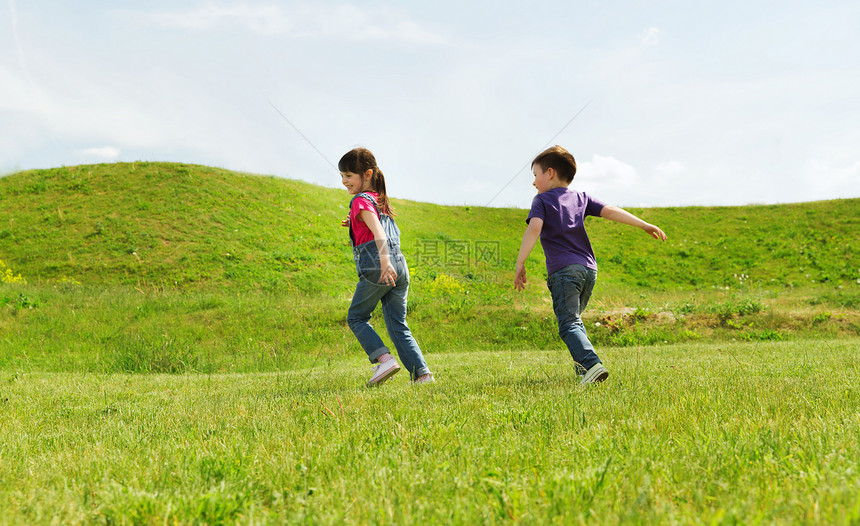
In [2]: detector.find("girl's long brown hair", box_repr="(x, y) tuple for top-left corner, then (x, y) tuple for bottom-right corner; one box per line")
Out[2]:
(338, 148), (395, 216)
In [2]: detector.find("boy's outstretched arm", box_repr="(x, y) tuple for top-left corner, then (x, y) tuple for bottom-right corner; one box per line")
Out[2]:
(514, 218), (543, 291)
(600, 205), (667, 241)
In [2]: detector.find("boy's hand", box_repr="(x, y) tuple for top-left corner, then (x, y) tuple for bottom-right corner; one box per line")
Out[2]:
(514, 219), (541, 291)
(600, 206), (666, 241)
(514, 263), (527, 291)
(643, 223), (667, 241)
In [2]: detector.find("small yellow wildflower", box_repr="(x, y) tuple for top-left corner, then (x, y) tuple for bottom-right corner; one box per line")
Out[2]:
(0, 259), (26, 284)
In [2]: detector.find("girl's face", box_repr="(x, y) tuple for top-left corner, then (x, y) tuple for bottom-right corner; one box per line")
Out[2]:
(341, 170), (372, 195)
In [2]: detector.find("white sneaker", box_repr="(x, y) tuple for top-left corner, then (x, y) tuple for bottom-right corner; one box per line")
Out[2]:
(367, 359), (400, 387)
(413, 373), (434, 385)
(580, 363), (609, 385)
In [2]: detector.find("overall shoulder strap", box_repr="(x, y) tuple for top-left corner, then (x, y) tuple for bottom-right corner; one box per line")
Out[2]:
(351, 192), (382, 215)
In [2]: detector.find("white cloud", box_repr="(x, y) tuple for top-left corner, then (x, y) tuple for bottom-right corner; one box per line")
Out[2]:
(655, 160), (685, 175)
(139, 4), (288, 33)
(571, 155), (669, 206)
(642, 27), (660, 46)
(577, 154), (640, 188)
(387, 19), (446, 45)
(130, 3), (446, 44)
(81, 146), (121, 159)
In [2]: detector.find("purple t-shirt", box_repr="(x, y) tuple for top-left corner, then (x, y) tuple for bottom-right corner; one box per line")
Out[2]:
(527, 187), (607, 275)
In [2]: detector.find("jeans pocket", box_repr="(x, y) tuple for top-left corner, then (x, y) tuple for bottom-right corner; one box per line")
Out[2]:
(357, 256), (382, 284)
(549, 274), (585, 321)
(393, 255), (409, 283)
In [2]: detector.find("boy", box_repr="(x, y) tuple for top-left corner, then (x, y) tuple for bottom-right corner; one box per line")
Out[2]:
(514, 145), (667, 384)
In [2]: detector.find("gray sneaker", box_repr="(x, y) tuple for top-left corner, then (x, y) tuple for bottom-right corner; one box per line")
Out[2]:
(580, 363), (609, 385)
(367, 360), (400, 387)
(413, 373), (434, 385)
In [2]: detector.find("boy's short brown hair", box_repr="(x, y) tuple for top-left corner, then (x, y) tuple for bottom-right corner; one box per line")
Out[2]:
(532, 145), (577, 183)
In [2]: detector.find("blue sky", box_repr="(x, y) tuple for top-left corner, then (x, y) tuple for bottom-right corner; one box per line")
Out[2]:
(2, 1), (859, 208)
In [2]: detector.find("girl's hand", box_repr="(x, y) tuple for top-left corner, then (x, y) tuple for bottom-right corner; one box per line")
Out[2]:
(341, 218), (350, 227)
(379, 260), (397, 286)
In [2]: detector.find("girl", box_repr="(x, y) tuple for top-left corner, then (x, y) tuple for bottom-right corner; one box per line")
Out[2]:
(339, 148), (433, 386)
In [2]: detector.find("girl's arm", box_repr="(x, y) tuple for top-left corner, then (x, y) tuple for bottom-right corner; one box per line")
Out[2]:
(358, 210), (397, 286)
(600, 205), (667, 241)
(514, 218), (543, 291)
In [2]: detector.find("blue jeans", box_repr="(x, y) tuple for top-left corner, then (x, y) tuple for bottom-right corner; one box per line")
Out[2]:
(348, 241), (431, 380)
(547, 264), (601, 374)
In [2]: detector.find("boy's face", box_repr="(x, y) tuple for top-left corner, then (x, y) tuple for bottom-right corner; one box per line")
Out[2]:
(532, 164), (555, 194)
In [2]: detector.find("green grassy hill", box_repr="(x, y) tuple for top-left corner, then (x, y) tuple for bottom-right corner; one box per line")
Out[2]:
(1, 162), (856, 291)
(0, 162), (857, 372)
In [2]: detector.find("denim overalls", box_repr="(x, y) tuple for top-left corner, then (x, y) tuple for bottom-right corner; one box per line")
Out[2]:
(346, 193), (430, 380)
(349, 192), (403, 277)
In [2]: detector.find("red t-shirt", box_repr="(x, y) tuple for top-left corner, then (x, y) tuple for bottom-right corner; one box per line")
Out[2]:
(349, 192), (379, 245)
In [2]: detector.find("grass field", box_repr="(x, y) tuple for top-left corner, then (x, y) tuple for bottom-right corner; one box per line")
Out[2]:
(1, 163), (857, 374)
(1, 162), (859, 523)
(3, 339), (859, 524)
